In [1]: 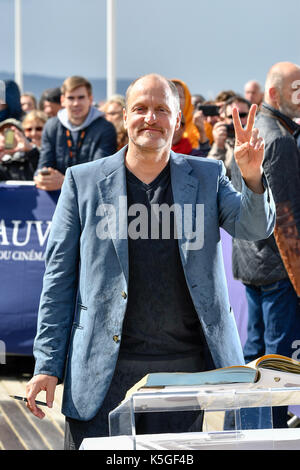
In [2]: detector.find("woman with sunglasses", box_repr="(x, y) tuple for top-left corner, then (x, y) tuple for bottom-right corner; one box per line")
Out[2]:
(22, 110), (47, 150)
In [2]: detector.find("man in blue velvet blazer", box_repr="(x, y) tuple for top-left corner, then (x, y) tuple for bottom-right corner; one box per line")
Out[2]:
(26, 74), (275, 446)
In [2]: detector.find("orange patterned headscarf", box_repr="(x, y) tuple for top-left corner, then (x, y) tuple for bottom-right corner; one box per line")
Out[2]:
(171, 78), (200, 148)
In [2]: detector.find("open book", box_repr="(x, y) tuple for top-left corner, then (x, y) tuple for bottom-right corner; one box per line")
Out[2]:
(125, 354), (300, 399)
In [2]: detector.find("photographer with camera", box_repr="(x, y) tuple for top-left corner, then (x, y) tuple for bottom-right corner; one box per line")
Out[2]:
(208, 95), (251, 178)
(195, 101), (221, 146)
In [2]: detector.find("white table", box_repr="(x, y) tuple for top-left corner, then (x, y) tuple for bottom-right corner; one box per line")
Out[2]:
(80, 428), (300, 450)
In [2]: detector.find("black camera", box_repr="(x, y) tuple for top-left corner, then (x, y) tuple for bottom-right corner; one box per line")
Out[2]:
(225, 123), (235, 138)
(197, 104), (220, 117)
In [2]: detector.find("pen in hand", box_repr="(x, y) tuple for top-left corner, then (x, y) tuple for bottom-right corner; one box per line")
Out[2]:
(9, 395), (48, 407)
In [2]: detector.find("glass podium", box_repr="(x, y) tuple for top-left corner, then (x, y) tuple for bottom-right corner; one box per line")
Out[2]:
(108, 386), (300, 450)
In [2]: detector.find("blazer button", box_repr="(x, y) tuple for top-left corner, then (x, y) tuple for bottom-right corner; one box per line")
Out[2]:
(113, 335), (120, 343)
(121, 291), (127, 299)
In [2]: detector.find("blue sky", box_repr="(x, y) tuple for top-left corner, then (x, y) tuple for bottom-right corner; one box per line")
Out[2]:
(0, 0), (300, 99)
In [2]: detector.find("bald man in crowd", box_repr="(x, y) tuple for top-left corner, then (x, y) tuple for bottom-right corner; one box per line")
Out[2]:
(244, 80), (264, 107)
(231, 62), (300, 428)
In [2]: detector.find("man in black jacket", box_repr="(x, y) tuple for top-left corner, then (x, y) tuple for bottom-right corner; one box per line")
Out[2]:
(231, 61), (300, 427)
(35, 76), (117, 191)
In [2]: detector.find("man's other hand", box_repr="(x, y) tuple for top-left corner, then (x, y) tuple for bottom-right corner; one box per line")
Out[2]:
(26, 374), (58, 419)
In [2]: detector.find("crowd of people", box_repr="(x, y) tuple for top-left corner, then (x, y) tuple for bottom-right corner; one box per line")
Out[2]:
(1, 62), (300, 441)
(0, 74), (265, 185)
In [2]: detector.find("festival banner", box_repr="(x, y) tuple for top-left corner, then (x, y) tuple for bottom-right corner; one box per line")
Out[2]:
(0, 183), (59, 356)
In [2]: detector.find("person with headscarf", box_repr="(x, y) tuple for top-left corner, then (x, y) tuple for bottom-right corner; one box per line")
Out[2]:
(171, 78), (210, 154)
(171, 78), (209, 150)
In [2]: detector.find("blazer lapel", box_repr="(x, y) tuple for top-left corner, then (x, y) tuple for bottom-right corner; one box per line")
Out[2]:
(96, 149), (129, 284)
(170, 152), (200, 265)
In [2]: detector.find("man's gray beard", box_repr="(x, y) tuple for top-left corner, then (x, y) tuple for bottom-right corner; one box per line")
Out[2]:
(279, 101), (300, 120)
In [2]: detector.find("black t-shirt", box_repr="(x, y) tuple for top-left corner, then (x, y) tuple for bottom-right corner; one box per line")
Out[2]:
(120, 162), (205, 360)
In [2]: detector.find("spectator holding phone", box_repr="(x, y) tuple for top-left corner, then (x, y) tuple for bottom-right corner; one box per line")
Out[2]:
(0, 118), (40, 181)
(208, 95), (251, 178)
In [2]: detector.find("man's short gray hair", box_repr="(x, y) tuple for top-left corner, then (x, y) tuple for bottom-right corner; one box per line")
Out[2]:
(265, 71), (284, 94)
(125, 74), (180, 112)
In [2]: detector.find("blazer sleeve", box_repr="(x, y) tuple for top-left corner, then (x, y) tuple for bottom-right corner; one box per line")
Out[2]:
(33, 167), (81, 381)
(217, 160), (276, 241)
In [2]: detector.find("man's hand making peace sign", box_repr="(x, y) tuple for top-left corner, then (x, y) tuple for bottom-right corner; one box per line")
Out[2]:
(232, 104), (265, 194)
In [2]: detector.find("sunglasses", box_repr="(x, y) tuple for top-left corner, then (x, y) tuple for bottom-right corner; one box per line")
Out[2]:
(24, 126), (43, 132)
(227, 112), (248, 119)
(106, 112), (122, 116)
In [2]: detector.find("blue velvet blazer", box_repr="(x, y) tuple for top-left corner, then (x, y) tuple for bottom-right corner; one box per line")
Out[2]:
(33, 148), (275, 420)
